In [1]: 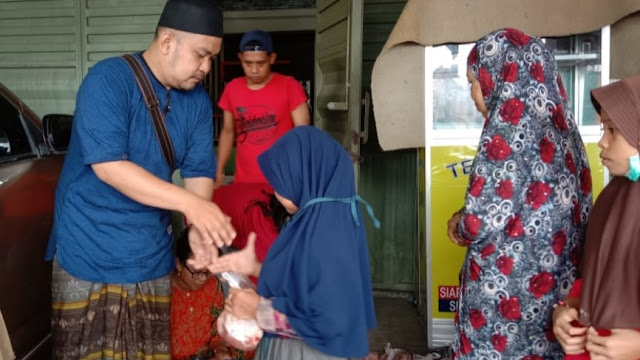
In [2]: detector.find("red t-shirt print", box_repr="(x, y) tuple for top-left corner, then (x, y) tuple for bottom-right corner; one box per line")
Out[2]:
(234, 105), (279, 145)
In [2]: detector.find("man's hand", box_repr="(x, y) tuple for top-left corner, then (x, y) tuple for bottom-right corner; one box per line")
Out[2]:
(182, 199), (236, 268)
(187, 227), (219, 270)
(587, 327), (640, 360)
(552, 305), (587, 354)
(208, 232), (262, 277)
(182, 177), (235, 263)
(447, 210), (466, 246)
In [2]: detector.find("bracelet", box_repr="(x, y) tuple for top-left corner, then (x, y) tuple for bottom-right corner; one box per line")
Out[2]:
(552, 300), (567, 309)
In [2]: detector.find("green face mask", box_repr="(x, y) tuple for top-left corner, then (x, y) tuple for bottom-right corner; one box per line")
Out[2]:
(626, 153), (640, 181)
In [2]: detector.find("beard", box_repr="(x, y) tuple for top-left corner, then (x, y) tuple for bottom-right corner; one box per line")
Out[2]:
(176, 73), (203, 91)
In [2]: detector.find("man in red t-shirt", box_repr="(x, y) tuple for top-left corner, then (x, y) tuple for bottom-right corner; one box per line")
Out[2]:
(215, 29), (310, 187)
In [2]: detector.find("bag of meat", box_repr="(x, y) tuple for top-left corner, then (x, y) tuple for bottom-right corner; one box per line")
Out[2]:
(380, 343), (412, 360)
(216, 271), (263, 351)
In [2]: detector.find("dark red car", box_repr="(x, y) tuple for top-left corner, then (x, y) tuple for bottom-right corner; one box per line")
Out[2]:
(0, 82), (71, 359)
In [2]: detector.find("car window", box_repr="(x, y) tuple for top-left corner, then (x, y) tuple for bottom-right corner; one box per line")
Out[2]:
(0, 94), (33, 161)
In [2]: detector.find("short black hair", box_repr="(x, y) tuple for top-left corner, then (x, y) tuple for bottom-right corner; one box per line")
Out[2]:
(174, 226), (192, 264)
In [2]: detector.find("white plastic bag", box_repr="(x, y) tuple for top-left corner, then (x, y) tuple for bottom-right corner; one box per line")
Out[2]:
(217, 271), (263, 351)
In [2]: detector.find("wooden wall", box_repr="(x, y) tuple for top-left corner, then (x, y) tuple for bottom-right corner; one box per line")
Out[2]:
(360, 0), (417, 293)
(0, 0), (314, 117)
(314, 0), (350, 147)
(0, 0), (80, 116)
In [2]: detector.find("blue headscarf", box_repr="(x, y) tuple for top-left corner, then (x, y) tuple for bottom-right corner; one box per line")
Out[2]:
(257, 126), (377, 358)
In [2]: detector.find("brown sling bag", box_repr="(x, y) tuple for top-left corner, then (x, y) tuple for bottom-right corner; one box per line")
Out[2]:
(121, 54), (176, 170)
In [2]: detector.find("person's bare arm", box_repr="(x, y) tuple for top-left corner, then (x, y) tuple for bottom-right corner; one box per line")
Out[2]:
(183, 176), (214, 200)
(92, 160), (235, 248)
(215, 111), (235, 189)
(92, 160), (205, 212)
(291, 103), (310, 127)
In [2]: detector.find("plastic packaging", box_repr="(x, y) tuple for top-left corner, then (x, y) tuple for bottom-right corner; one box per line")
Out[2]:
(380, 343), (412, 360)
(217, 271), (263, 351)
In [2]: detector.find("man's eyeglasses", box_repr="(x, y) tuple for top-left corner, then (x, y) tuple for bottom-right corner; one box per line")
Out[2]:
(182, 262), (211, 280)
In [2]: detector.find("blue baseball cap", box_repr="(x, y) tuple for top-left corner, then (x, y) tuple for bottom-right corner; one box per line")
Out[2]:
(239, 29), (273, 53)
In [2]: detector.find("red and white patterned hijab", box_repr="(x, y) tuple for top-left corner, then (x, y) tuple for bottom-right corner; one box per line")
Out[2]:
(459, 28), (592, 256)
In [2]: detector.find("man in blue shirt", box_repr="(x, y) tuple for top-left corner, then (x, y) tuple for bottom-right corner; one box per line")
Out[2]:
(45, 0), (235, 358)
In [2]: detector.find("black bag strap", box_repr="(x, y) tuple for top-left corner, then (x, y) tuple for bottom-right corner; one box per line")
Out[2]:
(122, 54), (175, 170)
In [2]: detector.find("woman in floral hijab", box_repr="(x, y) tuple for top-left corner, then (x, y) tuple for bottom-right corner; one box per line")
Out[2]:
(447, 28), (593, 359)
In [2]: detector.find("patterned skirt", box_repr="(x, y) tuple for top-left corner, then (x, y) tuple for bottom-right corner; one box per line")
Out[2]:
(51, 259), (171, 360)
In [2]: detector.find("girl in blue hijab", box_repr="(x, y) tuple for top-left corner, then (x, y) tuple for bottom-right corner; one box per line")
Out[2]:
(222, 125), (378, 359)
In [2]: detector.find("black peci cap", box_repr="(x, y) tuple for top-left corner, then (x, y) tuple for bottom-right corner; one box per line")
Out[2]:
(158, 0), (223, 37)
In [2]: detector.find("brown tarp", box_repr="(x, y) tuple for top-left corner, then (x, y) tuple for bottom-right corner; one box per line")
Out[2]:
(0, 310), (14, 360)
(372, 0), (640, 150)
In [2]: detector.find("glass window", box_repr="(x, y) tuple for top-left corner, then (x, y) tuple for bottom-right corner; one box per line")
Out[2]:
(432, 44), (484, 131)
(0, 94), (34, 161)
(429, 29), (606, 134)
(547, 30), (602, 127)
